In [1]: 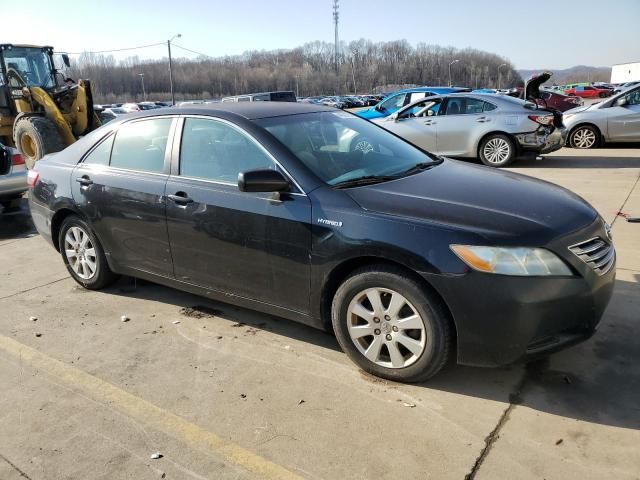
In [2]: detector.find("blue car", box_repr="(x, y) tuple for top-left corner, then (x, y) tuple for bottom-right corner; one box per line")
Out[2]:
(356, 86), (471, 120)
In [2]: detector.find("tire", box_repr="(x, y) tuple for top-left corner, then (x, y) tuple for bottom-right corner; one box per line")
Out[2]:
(478, 134), (516, 167)
(331, 265), (452, 383)
(58, 215), (119, 290)
(569, 125), (600, 149)
(13, 116), (67, 169)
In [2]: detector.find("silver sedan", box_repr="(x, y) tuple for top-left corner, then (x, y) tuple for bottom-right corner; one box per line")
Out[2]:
(563, 85), (640, 149)
(371, 93), (566, 167)
(0, 143), (27, 210)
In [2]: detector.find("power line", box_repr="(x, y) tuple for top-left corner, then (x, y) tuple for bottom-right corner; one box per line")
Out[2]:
(171, 43), (215, 58)
(61, 42), (165, 55)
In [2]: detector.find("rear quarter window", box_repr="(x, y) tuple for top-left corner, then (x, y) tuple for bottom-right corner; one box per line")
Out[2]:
(83, 135), (114, 166)
(483, 101), (497, 112)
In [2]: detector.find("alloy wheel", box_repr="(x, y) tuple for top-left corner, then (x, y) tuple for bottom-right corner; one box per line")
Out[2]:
(483, 137), (511, 164)
(572, 128), (596, 149)
(64, 226), (97, 280)
(347, 287), (427, 369)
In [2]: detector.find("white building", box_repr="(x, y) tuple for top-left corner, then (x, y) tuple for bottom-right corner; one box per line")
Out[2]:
(611, 62), (640, 83)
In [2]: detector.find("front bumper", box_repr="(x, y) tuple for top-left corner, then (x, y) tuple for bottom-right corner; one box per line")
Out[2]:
(515, 127), (567, 155)
(425, 218), (615, 367)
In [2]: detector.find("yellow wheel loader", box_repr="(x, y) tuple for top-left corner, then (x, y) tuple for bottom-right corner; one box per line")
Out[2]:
(0, 44), (100, 168)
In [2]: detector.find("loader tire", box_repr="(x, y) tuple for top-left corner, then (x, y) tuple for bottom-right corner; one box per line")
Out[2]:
(14, 116), (67, 169)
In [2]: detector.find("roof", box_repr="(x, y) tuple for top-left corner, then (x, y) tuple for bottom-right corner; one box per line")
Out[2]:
(168, 102), (336, 120)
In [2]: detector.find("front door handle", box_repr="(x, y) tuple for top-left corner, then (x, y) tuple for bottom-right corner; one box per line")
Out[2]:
(167, 192), (193, 205)
(424, 120), (436, 125)
(76, 176), (93, 186)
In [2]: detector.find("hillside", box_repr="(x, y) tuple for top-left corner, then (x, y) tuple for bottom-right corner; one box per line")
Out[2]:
(518, 65), (611, 85)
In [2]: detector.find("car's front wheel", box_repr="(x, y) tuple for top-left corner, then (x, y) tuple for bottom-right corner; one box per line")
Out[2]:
(59, 215), (119, 289)
(569, 125), (600, 149)
(332, 265), (452, 382)
(478, 134), (515, 167)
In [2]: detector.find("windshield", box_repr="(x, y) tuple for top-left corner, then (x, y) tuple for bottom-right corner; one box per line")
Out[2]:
(2, 46), (56, 89)
(255, 111), (439, 186)
(377, 93), (405, 113)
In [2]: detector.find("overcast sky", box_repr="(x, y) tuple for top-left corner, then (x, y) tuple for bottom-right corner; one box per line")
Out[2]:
(3, 0), (639, 69)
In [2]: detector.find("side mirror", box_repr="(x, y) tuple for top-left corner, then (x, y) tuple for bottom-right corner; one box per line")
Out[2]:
(389, 112), (400, 122)
(615, 97), (627, 107)
(238, 169), (290, 193)
(62, 54), (70, 68)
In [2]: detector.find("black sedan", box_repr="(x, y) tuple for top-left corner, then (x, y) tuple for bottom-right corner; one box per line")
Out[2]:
(29, 103), (615, 382)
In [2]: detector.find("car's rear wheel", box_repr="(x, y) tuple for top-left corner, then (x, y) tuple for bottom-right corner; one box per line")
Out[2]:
(569, 125), (600, 149)
(59, 215), (119, 289)
(332, 265), (452, 382)
(478, 134), (515, 167)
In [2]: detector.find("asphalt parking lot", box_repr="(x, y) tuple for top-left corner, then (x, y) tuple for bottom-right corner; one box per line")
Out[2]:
(0, 147), (639, 480)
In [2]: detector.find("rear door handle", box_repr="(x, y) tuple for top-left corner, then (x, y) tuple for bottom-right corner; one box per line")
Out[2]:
(76, 176), (93, 186)
(424, 120), (436, 125)
(476, 117), (490, 123)
(167, 192), (193, 205)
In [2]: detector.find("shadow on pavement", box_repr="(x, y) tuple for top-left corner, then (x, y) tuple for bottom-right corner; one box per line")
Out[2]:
(0, 197), (37, 241)
(423, 275), (640, 431)
(103, 273), (640, 432)
(104, 277), (342, 353)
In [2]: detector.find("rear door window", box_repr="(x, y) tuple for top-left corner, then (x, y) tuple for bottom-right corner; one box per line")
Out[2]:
(110, 118), (173, 173)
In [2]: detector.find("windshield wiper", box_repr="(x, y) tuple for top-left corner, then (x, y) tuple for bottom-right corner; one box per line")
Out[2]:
(397, 159), (442, 177)
(332, 175), (399, 189)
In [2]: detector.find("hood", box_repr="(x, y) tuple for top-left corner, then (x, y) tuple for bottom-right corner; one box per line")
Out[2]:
(344, 159), (597, 244)
(524, 71), (552, 100)
(356, 107), (385, 120)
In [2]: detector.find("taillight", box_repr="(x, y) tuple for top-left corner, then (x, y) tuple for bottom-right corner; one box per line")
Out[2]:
(528, 115), (554, 126)
(11, 153), (24, 166)
(27, 169), (39, 188)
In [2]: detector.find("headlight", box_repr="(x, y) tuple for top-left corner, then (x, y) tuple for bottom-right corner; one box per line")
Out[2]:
(450, 245), (572, 276)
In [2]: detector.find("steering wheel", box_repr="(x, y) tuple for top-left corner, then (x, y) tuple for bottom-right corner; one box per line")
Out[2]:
(6, 68), (27, 87)
(54, 83), (79, 99)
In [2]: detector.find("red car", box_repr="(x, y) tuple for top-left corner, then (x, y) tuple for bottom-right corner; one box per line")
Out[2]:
(564, 85), (612, 99)
(521, 72), (583, 112)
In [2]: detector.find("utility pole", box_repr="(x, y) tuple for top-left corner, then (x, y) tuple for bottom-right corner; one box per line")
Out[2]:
(498, 63), (507, 89)
(448, 59), (459, 87)
(333, 0), (339, 74)
(168, 33), (181, 105)
(296, 74), (300, 97)
(138, 73), (146, 101)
